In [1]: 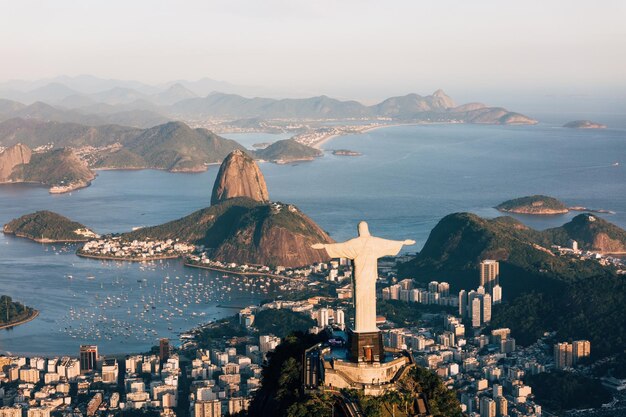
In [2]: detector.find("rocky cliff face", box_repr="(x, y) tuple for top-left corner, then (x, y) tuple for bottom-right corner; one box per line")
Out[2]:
(211, 150), (269, 205)
(0, 143), (32, 181)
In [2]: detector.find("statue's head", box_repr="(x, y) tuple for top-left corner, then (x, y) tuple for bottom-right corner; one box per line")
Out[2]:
(358, 221), (370, 237)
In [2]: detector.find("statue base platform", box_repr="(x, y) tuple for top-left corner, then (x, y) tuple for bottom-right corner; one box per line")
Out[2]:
(304, 331), (414, 397)
(348, 329), (384, 363)
(318, 350), (413, 396)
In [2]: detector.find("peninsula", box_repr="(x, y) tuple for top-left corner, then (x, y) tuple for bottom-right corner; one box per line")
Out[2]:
(0, 295), (39, 330)
(77, 150), (333, 267)
(0, 144), (94, 193)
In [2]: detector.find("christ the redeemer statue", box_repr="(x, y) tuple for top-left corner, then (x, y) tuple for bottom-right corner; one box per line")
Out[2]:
(312, 221), (415, 334)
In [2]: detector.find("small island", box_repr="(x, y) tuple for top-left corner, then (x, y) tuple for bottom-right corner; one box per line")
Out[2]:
(563, 120), (607, 129)
(496, 195), (569, 215)
(332, 149), (362, 156)
(0, 295), (39, 330)
(3, 210), (98, 243)
(252, 142), (271, 149)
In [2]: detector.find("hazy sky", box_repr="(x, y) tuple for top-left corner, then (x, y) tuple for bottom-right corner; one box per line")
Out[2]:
(2, 0), (626, 111)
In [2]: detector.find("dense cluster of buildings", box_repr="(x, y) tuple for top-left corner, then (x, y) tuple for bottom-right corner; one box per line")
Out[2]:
(381, 278), (459, 307)
(551, 238), (626, 272)
(79, 237), (194, 260)
(187, 342), (266, 417)
(0, 345), (122, 417)
(2, 247), (619, 417)
(383, 311), (554, 416)
(554, 340), (591, 369)
(185, 253), (314, 280)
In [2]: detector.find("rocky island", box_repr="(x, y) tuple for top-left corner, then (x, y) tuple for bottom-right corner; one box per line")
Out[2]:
(3, 210), (98, 242)
(253, 139), (322, 163)
(563, 120), (607, 129)
(332, 149), (362, 156)
(496, 195), (569, 215)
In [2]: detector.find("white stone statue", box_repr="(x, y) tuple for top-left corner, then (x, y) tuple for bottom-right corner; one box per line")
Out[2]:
(312, 221), (415, 333)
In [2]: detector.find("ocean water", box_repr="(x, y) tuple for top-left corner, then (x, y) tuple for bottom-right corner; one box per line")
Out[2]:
(1, 122), (625, 355)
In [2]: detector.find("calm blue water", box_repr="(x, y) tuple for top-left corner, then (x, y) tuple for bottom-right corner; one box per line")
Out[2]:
(1, 123), (625, 355)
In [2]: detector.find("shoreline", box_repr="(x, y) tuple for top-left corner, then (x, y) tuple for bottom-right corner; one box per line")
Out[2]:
(310, 122), (429, 149)
(0, 309), (40, 330)
(76, 251), (182, 262)
(3, 231), (89, 244)
(183, 262), (306, 281)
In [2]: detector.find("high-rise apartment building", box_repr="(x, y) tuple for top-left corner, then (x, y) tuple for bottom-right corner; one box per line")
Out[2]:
(554, 342), (573, 369)
(194, 400), (221, 417)
(317, 308), (329, 327)
(471, 297), (482, 328)
(480, 260), (500, 292)
(79, 345), (98, 373)
(495, 396), (508, 417)
(459, 290), (467, 318)
(492, 285), (502, 304)
(335, 309), (345, 327)
(483, 294), (492, 324)
(573, 340), (591, 364)
(160, 338), (170, 362)
(480, 396), (496, 417)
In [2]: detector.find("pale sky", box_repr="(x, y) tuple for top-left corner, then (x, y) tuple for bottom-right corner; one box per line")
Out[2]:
(2, 0), (626, 111)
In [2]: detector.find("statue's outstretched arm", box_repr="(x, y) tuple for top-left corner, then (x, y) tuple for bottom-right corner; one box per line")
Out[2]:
(311, 240), (358, 259)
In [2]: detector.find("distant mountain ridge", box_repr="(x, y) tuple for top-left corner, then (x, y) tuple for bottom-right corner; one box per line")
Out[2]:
(170, 90), (536, 124)
(0, 76), (537, 125)
(0, 119), (321, 178)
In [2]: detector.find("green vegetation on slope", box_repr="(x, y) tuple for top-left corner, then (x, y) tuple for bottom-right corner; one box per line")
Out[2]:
(248, 332), (327, 417)
(195, 316), (247, 349)
(3, 210), (94, 242)
(124, 197), (333, 267)
(377, 299), (456, 328)
(400, 213), (612, 294)
(10, 148), (95, 187)
(496, 195), (568, 214)
(253, 309), (315, 338)
(489, 274), (626, 357)
(542, 213), (626, 252)
(254, 139), (322, 162)
(0, 295), (36, 326)
(348, 367), (462, 417)
(399, 212), (626, 357)
(94, 121), (244, 171)
(524, 371), (611, 412)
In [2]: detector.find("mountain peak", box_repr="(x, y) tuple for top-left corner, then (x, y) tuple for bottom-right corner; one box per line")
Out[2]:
(210, 150), (269, 205)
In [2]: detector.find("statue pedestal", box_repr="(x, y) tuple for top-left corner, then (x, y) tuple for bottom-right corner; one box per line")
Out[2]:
(348, 329), (384, 363)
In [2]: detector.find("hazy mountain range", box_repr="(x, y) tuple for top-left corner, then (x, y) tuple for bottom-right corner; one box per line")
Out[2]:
(0, 75), (537, 126)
